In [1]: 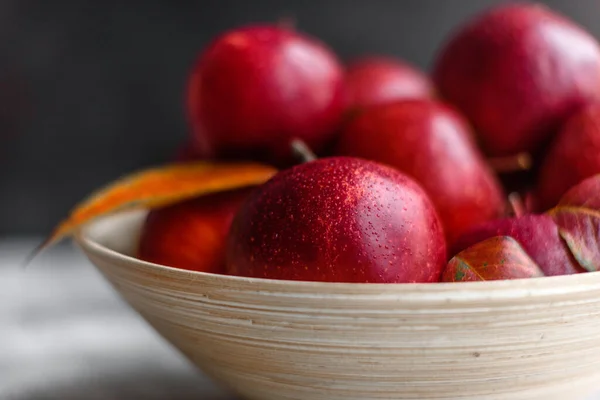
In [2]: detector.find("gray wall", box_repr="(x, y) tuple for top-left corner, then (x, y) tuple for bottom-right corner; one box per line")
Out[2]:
(2, 0), (598, 235)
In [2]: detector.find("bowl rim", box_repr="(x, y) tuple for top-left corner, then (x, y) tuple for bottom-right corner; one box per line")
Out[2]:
(74, 210), (600, 298)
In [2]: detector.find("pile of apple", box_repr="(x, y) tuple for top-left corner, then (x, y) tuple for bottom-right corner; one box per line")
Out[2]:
(138, 3), (600, 283)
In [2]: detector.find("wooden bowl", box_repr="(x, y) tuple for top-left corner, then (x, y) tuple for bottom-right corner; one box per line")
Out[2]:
(75, 210), (600, 400)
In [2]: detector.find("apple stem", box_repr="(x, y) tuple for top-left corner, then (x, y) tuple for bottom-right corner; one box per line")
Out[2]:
(507, 192), (526, 218)
(291, 139), (317, 163)
(488, 152), (532, 173)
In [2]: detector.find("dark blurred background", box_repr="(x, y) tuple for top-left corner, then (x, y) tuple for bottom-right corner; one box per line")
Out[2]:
(2, 0), (599, 236)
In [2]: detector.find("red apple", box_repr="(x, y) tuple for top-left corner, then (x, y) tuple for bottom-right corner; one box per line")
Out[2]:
(433, 3), (600, 156)
(226, 157), (447, 283)
(453, 214), (583, 276)
(186, 25), (345, 165)
(557, 173), (600, 210)
(536, 103), (600, 210)
(336, 99), (505, 245)
(137, 188), (252, 273)
(442, 236), (544, 282)
(345, 56), (433, 111)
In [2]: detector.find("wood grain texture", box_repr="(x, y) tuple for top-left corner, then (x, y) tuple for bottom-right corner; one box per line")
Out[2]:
(75, 210), (600, 400)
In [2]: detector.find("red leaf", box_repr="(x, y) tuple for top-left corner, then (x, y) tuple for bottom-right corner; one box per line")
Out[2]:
(549, 206), (600, 272)
(550, 174), (600, 272)
(442, 236), (544, 282)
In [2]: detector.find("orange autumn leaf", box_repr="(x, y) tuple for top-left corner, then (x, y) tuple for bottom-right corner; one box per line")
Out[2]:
(41, 161), (277, 250)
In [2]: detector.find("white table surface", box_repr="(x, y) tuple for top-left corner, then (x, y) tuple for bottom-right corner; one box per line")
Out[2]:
(1, 240), (233, 400)
(2, 239), (600, 400)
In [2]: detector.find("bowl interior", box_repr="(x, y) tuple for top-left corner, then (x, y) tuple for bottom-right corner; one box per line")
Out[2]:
(82, 209), (146, 257)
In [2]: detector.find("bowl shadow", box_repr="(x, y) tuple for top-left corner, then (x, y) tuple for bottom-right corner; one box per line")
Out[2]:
(7, 368), (236, 400)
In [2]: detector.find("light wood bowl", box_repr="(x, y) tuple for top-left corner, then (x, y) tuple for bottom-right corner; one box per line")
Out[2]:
(75, 210), (600, 400)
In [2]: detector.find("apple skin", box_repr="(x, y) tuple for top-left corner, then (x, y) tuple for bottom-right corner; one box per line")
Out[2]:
(336, 99), (505, 245)
(186, 25), (345, 166)
(433, 3), (600, 156)
(345, 56), (434, 111)
(536, 103), (600, 210)
(226, 157), (447, 283)
(452, 214), (584, 276)
(558, 173), (600, 210)
(137, 188), (253, 273)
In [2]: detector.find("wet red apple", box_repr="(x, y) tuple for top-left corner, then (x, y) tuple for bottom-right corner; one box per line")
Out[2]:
(345, 56), (433, 111)
(226, 157), (447, 283)
(336, 99), (505, 245)
(453, 214), (583, 276)
(536, 103), (600, 210)
(442, 236), (544, 282)
(186, 24), (345, 166)
(433, 3), (600, 156)
(138, 188), (252, 273)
